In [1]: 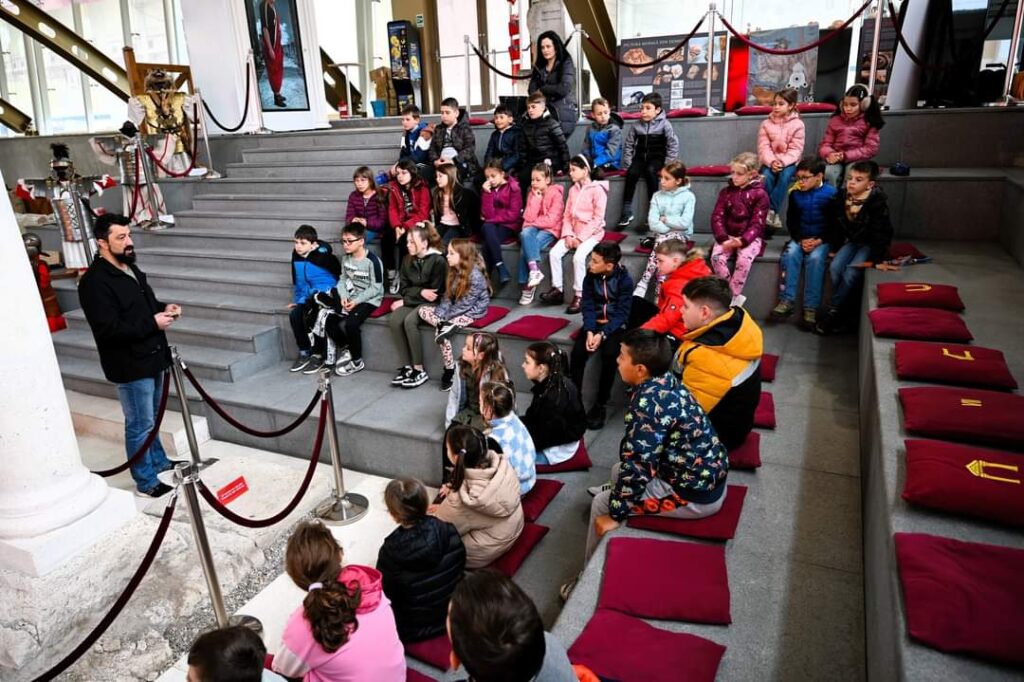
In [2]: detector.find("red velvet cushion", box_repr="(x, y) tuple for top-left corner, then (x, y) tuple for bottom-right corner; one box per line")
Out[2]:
(521, 478), (563, 523)
(666, 107), (707, 118)
(796, 102), (837, 113)
(407, 669), (438, 682)
(602, 168), (627, 178)
(628, 485), (747, 540)
(868, 307), (973, 342)
(569, 326), (582, 341)
(894, 341), (1017, 391)
(536, 439), (592, 473)
(468, 305), (511, 329)
(888, 242), (927, 260)
(734, 105), (770, 116)
(899, 386), (1024, 451)
(728, 431), (761, 470)
(761, 353), (778, 382)
(902, 439), (1024, 527)
(895, 532), (1024, 666)
(568, 609), (726, 682)
(619, 111), (643, 120)
(754, 391), (776, 429)
(405, 633), (451, 671)
(497, 314), (569, 340)
(468, 117), (490, 126)
(687, 164), (732, 177)
(877, 282), (964, 311)
(598, 537), (731, 624)
(602, 231), (627, 244)
(488, 522), (549, 577)
(370, 296), (400, 319)
(633, 243), (653, 255)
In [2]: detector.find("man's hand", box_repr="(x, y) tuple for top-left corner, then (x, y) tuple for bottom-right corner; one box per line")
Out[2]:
(154, 312), (176, 330)
(421, 288), (438, 302)
(585, 331), (602, 352)
(594, 514), (620, 538)
(164, 303), (181, 317)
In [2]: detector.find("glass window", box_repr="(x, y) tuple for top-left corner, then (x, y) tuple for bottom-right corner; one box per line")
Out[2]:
(80, 0), (128, 67)
(128, 0), (170, 63)
(37, 5), (89, 134)
(0, 24), (33, 116)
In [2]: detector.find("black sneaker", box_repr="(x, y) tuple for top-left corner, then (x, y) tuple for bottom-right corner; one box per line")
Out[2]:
(392, 366), (413, 385)
(136, 482), (173, 498)
(814, 307), (840, 336)
(586, 404), (606, 430)
(440, 368), (455, 392)
(335, 358), (365, 376)
(402, 368), (429, 388)
(639, 236), (656, 251)
(301, 355), (326, 374)
(616, 213), (633, 228)
(290, 355), (312, 372)
(435, 321), (460, 344)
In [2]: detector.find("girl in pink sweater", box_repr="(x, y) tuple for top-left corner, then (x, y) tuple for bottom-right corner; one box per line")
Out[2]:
(272, 521), (406, 682)
(819, 83), (885, 187)
(518, 163), (566, 304)
(540, 155), (608, 314)
(757, 87), (805, 229)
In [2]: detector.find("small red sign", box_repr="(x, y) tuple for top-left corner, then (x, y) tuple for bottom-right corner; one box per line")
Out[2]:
(216, 476), (249, 505)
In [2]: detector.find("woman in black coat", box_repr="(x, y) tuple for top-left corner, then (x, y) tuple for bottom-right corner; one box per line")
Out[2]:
(528, 30), (578, 140)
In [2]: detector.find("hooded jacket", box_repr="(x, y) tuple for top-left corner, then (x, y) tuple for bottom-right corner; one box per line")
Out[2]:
(433, 451), (525, 569)
(481, 176), (524, 231)
(621, 109), (679, 169)
(522, 183), (565, 236)
(522, 373), (587, 452)
(818, 112), (880, 162)
(292, 242), (342, 305)
(528, 31), (578, 138)
(674, 306), (763, 450)
(275, 565), (406, 682)
(583, 112), (624, 169)
(581, 263), (633, 335)
(757, 110), (806, 168)
(428, 108), (481, 178)
(485, 123), (525, 174)
(641, 256), (712, 339)
(561, 179), (608, 242)
(376, 517), (466, 643)
(787, 181), (837, 241)
(520, 108), (569, 172)
(647, 184), (696, 236)
(399, 120), (431, 165)
(710, 175), (770, 246)
(386, 179), (432, 231)
(399, 248), (447, 306)
(824, 185), (894, 263)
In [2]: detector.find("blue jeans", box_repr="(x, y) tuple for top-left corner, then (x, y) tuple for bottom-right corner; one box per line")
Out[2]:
(828, 243), (871, 309)
(116, 373), (173, 492)
(761, 164), (797, 213)
(780, 240), (830, 310)
(518, 227), (556, 284)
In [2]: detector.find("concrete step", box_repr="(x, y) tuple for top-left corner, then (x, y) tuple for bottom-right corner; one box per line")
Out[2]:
(224, 162), (367, 180)
(240, 126), (405, 149)
(128, 228), (292, 254)
(241, 144), (398, 165)
(136, 245), (292, 271)
(174, 210), (347, 234)
(192, 194), (349, 216)
(195, 177), (354, 196)
(139, 263), (294, 299)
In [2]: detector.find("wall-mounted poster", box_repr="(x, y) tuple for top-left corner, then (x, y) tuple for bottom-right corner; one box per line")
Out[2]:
(617, 32), (727, 112)
(745, 26), (819, 104)
(245, 0), (310, 111)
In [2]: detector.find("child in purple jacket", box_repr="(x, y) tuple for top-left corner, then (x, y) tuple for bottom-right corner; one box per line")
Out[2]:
(710, 152), (770, 307)
(479, 158), (523, 285)
(345, 166), (388, 242)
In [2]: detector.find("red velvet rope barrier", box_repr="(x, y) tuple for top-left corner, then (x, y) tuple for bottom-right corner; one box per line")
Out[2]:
(471, 43), (533, 80)
(202, 67), (252, 133)
(585, 17), (705, 67)
(716, 0), (873, 55)
(182, 366), (322, 438)
(145, 106), (200, 178)
(196, 399), (327, 528)
(885, 0), (946, 71)
(32, 495), (178, 682)
(92, 370), (170, 477)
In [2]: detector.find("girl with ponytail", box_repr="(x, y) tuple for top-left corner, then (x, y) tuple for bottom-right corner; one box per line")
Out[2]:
(520, 341), (587, 464)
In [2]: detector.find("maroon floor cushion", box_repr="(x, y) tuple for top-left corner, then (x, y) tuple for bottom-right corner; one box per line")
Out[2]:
(627, 484), (747, 540)
(734, 105), (771, 116)
(899, 386), (1024, 451)
(406, 669), (438, 682)
(761, 353), (778, 382)
(569, 326), (582, 341)
(633, 243), (653, 255)
(521, 478), (563, 523)
(894, 341), (1017, 391)
(728, 431), (762, 470)
(536, 439), (592, 473)
(888, 242), (927, 261)
(488, 522), (549, 577)
(868, 307), (973, 342)
(903, 439), (1024, 527)
(895, 532), (1024, 666)
(687, 164), (732, 177)
(602, 231), (627, 244)
(666, 107), (707, 118)
(497, 314), (569, 340)
(468, 305), (511, 329)
(796, 102), (837, 114)
(877, 282), (964, 311)
(598, 537), (731, 624)
(754, 391), (776, 429)
(568, 609), (726, 682)
(405, 633), (451, 671)
(468, 117), (490, 126)
(603, 168), (627, 177)
(369, 296), (400, 319)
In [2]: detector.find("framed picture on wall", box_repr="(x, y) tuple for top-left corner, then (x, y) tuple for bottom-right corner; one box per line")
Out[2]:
(244, 0), (310, 111)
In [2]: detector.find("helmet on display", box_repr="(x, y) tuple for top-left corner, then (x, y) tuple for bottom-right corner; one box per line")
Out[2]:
(49, 143), (73, 180)
(23, 232), (43, 259)
(144, 68), (175, 92)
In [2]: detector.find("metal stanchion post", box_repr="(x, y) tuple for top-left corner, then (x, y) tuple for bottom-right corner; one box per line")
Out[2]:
(490, 48), (498, 105)
(314, 370), (368, 525)
(168, 346), (218, 471)
(705, 4), (719, 115)
(193, 88), (221, 179)
(464, 35), (472, 113)
(175, 462), (263, 634)
(574, 23), (584, 122)
(867, 1), (884, 94)
(134, 133), (172, 230)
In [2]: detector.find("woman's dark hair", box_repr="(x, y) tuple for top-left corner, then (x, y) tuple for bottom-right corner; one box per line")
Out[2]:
(525, 341), (573, 404)
(384, 478), (429, 525)
(533, 30), (569, 70)
(187, 625), (266, 682)
(284, 521), (361, 653)
(838, 83), (886, 130)
(446, 424), (490, 492)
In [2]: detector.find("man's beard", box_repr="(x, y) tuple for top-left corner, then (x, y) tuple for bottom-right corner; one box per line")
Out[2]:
(114, 247), (136, 265)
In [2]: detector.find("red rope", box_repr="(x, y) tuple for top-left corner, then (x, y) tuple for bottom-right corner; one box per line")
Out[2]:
(586, 17), (705, 67)
(92, 370), (170, 477)
(716, 0), (874, 55)
(471, 43), (533, 80)
(196, 399), (328, 528)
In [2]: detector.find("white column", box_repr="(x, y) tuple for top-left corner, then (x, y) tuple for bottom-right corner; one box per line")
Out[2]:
(0, 171), (135, 577)
(885, 0), (928, 110)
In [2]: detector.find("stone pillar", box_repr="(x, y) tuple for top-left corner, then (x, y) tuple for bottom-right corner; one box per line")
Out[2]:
(0, 171), (135, 576)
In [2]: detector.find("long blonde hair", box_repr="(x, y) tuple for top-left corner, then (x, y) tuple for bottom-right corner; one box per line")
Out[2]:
(446, 238), (490, 301)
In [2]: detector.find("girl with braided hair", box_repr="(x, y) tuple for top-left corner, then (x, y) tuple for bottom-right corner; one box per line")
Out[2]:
(521, 341), (587, 465)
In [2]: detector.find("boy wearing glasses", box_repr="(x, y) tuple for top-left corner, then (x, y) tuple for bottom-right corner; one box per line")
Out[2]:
(770, 157), (836, 329)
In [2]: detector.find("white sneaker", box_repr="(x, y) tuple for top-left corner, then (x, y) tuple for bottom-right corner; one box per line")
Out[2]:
(519, 288), (537, 305)
(633, 282), (648, 299)
(527, 269), (545, 288)
(766, 210), (777, 227)
(731, 294), (747, 308)
(337, 347), (352, 365)
(587, 481), (613, 497)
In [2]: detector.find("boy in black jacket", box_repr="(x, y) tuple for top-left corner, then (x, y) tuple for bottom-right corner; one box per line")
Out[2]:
(617, 91), (680, 229)
(484, 104), (524, 178)
(429, 97), (480, 185)
(518, 91), (568, 200)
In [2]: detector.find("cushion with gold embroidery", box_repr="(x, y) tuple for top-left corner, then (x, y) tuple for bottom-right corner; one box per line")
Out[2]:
(895, 341), (1017, 390)
(877, 282), (964, 311)
(898, 387), (1024, 451)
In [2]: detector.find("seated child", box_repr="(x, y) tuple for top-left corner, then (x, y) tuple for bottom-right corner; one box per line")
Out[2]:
(521, 341), (587, 465)
(376, 478), (466, 643)
(479, 159), (523, 284)
(395, 104), (432, 181)
(675, 276), (763, 451)
(540, 154), (608, 314)
(432, 162), (481, 245)
(345, 166), (388, 242)
(418, 239), (492, 392)
(585, 329), (729, 561)
(819, 84), (885, 187)
(617, 91), (679, 228)
(582, 97), (624, 172)
(305, 222), (383, 376)
(448, 570), (576, 682)
(634, 240), (711, 342)
(446, 331), (513, 433)
(188, 625), (285, 682)
(570, 241), (634, 431)
(771, 157), (837, 328)
(757, 87), (805, 229)
(483, 104), (524, 177)
(428, 97), (481, 185)
(389, 222), (447, 389)
(288, 224), (340, 373)
(386, 159), (432, 294)
(272, 520), (406, 681)
(816, 160), (895, 335)
(431, 424), (525, 569)
(635, 160), (695, 298)
(710, 151), (770, 308)
(480, 381), (537, 494)
(517, 163), (565, 304)
(517, 91), (569, 199)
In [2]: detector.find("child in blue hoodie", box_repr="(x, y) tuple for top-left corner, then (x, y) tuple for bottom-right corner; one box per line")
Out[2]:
(396, 104), (431, 182)
(288, 224), (341, 372)
(634, 160), (695, 299)
(582, 98), (623, 172)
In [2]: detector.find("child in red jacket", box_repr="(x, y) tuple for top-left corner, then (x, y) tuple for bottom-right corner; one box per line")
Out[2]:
(636, 239), (710, 343)
(386, 159), (432, 294)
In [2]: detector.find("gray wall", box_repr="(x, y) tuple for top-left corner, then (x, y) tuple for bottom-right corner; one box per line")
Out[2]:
(1001, 171), (1024, 266)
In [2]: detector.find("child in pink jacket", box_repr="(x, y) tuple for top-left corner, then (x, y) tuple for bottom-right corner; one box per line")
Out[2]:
(757, 87), (805, 228)
(540, 155), (608, 314)
(272, 521), (406, 682)
(819, 83), (885, 187)
(518, 163), (566, 304)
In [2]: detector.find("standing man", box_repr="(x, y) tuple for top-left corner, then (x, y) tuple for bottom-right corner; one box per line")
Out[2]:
(78, 213), (179, 497)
